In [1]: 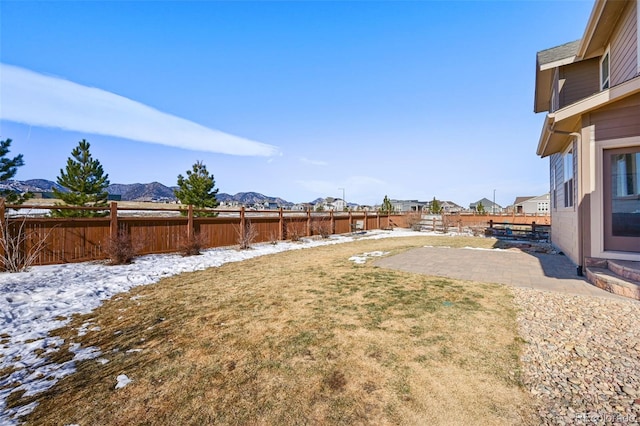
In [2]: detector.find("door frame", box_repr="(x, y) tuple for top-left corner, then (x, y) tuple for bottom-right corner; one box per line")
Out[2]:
(591, 136), (640, 260)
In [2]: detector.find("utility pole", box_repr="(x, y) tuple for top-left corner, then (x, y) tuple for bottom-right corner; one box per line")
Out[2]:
(338, 187), (346, 211)
(493, 189), (496, 215)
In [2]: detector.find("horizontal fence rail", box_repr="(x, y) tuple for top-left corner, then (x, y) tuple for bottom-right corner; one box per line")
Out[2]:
(0, 202), (407, 267)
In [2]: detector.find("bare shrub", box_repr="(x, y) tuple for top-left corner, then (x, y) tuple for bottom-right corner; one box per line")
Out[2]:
(268, 230), (280, 245)
(441, 215), (450, 233)
(405, 212), (423, 231)
(287, 225), (303, 242)
(103, 230), (141, 265)
(0, 216), (53, 272)
(312, 216), (332, 239)
(180, 232), (206, 256)
(235, 220), (258, 250)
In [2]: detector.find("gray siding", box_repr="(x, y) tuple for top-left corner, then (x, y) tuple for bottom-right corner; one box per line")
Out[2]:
(611, 0), (638, 86)
(558, 58), (600, 108)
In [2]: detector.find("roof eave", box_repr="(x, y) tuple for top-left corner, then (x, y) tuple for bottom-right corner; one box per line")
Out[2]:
(537, 75), (640, 157)
(578, 0), (628, 59)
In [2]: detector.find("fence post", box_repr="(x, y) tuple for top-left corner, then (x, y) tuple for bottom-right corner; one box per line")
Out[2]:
(531, 221), (536, 234)
(279, 208), (284, 240)
(110, 202), (118, 237)
(363, 211), (368, 230)
(187, 205), (194, 241)
(240, 207), (246, 242)
(489, 219), (494, 229)
(348, 210), (352, 231)
(306, 210), (311, 236)
(330, 210), (335, 235)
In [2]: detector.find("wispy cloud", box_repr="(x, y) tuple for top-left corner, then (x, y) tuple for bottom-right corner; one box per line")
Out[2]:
(300, 157), (328, 166)
(0, 64), (279, 156)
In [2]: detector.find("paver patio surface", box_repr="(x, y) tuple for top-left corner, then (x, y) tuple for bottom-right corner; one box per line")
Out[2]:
(373, 246), (625, 299)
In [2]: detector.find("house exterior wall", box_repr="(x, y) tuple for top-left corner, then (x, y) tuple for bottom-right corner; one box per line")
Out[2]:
(584, 93), (640, 261)
(610, 0), (638, 87)
(538, 0), (640, 268)
(551, 209), (580, 264)
(558, 58), (600, 108)
(550, 142), (580, 265)
(590, 94), (640, 140)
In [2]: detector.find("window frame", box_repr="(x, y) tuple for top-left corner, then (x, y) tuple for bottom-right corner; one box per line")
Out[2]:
(551, 161), (557, 210)
(600, 46), (610, 90)
(563, 146), (575, 208)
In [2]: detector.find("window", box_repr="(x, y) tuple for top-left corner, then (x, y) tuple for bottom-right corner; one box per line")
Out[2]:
(613, 153), (640, 197)
(551, 163), (556, 209)
(564, 148), (574, 207)
(600, 48), (610, 90)
(537, 202), (549, 213)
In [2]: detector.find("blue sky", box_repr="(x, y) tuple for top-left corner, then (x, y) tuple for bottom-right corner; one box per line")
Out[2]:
(0, 0), (594, 207)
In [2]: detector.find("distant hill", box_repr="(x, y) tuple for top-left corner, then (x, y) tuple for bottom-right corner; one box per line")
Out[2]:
(0, 179), (297, 205)
(107, 182), (177, 202)
(0, 179), (67, 193)
(232, 192), (290, 206)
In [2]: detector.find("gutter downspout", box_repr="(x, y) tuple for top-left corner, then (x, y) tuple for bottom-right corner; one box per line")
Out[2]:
(548, 124), (584, 276)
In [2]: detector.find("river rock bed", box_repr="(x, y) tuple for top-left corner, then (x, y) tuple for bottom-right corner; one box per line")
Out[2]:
(513, 287), (640, 425)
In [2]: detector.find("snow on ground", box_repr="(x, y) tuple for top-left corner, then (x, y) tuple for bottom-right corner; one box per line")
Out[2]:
(348, 251), (390, 264)
(1, 228), (453, 424)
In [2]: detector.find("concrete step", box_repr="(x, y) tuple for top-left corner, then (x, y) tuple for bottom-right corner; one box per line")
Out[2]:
(585, 267), (640, 300)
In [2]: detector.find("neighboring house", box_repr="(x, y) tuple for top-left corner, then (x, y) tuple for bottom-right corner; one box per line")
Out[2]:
(307, 197), (348, 211)
(292, 203), (312, 211)
(512, 194), (550, 215)
(469, 198), (502, 213)
(440, 200), (464, 214)
(534, 0), (640, 280)
(331, 198), (347, 211)
(261, 201), (280, 210)
(391, 199), (428, 213)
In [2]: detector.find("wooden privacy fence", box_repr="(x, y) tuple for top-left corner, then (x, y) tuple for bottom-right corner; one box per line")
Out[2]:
(0, 201), (402, 267)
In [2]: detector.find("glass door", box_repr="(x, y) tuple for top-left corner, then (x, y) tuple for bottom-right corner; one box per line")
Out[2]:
(603, 147), (640, 252)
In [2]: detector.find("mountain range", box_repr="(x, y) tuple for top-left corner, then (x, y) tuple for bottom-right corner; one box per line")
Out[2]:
(0, 179), (295, 205)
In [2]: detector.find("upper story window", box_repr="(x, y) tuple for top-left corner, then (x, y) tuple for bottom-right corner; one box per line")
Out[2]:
(600, 47), (610, 90)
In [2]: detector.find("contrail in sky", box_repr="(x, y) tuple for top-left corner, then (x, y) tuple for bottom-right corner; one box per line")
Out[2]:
(0, 63), (279, 157)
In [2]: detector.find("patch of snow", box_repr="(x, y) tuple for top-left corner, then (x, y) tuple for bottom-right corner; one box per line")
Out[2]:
(349, 251), (390, 264)
(115, 374), (132, 390)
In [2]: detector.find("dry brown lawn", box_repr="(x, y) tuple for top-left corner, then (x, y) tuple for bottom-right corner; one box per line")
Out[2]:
(19, 235), (536, 425)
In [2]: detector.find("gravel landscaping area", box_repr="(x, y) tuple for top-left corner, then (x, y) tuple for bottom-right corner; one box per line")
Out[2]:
(514, 287), (640, 425)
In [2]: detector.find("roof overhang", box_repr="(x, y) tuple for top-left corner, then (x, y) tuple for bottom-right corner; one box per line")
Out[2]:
(534, 41), (580, 113)
(578, 0), (628, 59)
(537, 75), (640, 157)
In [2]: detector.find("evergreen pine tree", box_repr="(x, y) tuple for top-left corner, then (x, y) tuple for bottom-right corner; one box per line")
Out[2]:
(476, 201), (486, 214)
(0, 138), (33, 204)
(174, 161), (219, 216)
(52, 139), (110, 217)
(379, 195), (394, 214)
(430, 197), (442, 214)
